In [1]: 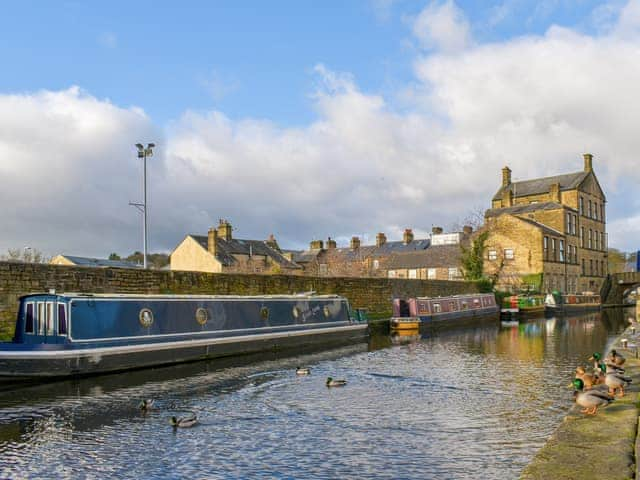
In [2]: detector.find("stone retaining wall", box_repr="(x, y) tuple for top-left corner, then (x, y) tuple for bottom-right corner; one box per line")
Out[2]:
(0, 261), (479, 338)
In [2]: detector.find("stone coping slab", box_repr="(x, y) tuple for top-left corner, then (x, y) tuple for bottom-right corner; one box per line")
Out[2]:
(521, 328), (639, 480)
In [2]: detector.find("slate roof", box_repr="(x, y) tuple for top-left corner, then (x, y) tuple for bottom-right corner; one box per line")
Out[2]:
(59, 256), (142, 269)
(485, 201), (575, 218)
(191, 235), (302, 269)
(492, 171), (589, 201)
(294, 238), (432, 264)
(514, 217), (565, 237)
(385, 245), (462, 269)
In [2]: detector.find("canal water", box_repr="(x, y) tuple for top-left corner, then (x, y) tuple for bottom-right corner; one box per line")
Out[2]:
(0, 309), (632, 479)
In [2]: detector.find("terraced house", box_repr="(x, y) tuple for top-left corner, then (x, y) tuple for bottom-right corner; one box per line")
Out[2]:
(484, 153), (607, 293)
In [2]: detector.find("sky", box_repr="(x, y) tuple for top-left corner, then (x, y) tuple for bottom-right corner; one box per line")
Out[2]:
(1, 0), (639, 258)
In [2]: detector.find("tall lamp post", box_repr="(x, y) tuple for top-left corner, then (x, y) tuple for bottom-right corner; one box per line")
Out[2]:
(129, 143), (155, 269)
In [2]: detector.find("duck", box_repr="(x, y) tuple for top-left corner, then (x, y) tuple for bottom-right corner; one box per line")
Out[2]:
(604, 368), (632, 397)
(572, 378), (614, 415)
(169, 414), (198, 428)
(138, 399), (155, 411)
(296, 367), (311, 376)
(574, 366), (597, 389)
(326, 377), (347, 387)
(608, 349), (626, 367)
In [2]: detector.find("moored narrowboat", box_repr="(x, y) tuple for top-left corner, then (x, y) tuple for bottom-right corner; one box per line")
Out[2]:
(500, 294), (546, 317)
(0, 292), (368, 379)
(544, 292), (601, 315)
(392, 293), (498, 324)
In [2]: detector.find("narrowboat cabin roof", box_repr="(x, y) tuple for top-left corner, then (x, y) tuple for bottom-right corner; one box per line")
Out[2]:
(413, 293), (495, 300)
(19, 292), (345, 301)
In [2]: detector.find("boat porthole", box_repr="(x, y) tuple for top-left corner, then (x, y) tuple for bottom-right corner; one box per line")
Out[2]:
(292, 306), (301, 319)
(323, 306), (330, 318)
(260, 307), (269, 321)
(195, 307), (208, 326)
(139, 308), (154, 328)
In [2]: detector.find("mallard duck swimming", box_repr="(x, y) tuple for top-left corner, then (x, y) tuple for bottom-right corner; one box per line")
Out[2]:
(326, 377), (347, 387)
(296, 367), (311, 376)
(572, 378), (614, 415)
(138, 399), (155, 411)
(605, 369), (632, 397)
(169, 414), (197, 428)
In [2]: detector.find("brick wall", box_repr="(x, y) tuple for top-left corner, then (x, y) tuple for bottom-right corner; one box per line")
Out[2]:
(0, 261), (479, 338)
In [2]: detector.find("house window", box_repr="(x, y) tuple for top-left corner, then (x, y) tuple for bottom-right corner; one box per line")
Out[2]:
(588, 229), (592, 249)
(579, 196), (584, 215)
(319, 264), (328, 275)
(588, 200), (592, 218)
(373, 259), (380, 270)
(433, 303), (441, 313)
(488, 250), (497, 261)
(566, 212), (571, 233)
(572, 214), (577, 235)
(594, 231), (598, 250)
(590, 259), (593, 275)
(543, 237), (548, 260)
(448, 268), (460, 280)
(600, 204), (604, 222)
(427, 268), (436, 280)
(409, 269), (417, 279)
(580, 227), (584, 247)
(551, 239), (556, 261)
(504, 249), (514, 260)
(601, 232), (605, 251)
(388, 271), (396, 279)
(593, 203), (598, 220)
(582, 259), (585, 275)
(559, 240), (565, 262)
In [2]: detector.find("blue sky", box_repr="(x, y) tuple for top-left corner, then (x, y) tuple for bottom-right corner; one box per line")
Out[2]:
(0, 1), (613, 125)
(0, 0), (638, 256)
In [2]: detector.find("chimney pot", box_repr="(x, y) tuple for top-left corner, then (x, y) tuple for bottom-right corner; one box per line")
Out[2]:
(326, 237), (337, 249)
(463, 225), (473, 235)
(350, 236), (360, 250)
(403, 228), (414, 244)
(431, 226), (443, 235)
(218, 219), (232, 241)
(376, 232), (387, 247)
(583, 153), (593, 172)
(310, 239), (324, 250)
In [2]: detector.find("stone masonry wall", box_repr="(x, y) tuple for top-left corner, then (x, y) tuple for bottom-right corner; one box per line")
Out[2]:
(0, 261), (479, 337)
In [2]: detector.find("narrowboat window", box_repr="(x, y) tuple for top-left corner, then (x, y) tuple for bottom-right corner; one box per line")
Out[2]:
(323, 306), (330, 318)
(58, 304), (67, 335)
(46, 303), (54, 335)
(292, 306), (301, 319)
(139, 308), (154, 327)
(25, 303), (34, 334)
(473, 299), (480, 305)
(433, 303), (441, 313)
(461, 302), (468, 310)
(260, 307), (269, 321)
(38, 303), (46, 335)
(195, 307), (208, 326)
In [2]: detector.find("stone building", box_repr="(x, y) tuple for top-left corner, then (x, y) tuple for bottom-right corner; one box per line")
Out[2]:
(385, 244), (465, 281)
(170, 220), (302, 274)
(484, 153), (607, 293)
(295, 229), (430, 277)
(50, 255), (141, 269)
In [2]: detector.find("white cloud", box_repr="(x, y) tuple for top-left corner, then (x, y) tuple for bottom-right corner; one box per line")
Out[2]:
(198, 70), (239, 102)
(412, 0), (472, 52)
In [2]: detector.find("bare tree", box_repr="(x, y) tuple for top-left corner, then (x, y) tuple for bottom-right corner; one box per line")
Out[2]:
(1, 248), (49, 263)
(449, 206), (486, 232)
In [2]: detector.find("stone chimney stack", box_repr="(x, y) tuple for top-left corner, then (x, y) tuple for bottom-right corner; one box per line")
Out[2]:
(583, 153), (593, 172)
(549, 182), (561, 202)
(432, 226), (443, 235)
(502, 189), (513, 207)
(462, 225), (473, 235)
(403, 228), (414, 244)
(207, 228), (218, 256)
(376, 232), (387, 247)
(265, 234), (280, 252)
(350, 236), (360, 250)
(310, 240), (324, 250)
(326, 237), (337, 249)
(502, 166), (512, 187)
(218, 219), (232, 241)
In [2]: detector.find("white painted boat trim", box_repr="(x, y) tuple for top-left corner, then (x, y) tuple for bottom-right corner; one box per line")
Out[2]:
(0, 324), (368, 360)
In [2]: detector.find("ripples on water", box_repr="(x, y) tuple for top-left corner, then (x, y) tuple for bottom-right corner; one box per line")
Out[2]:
(0, 308), (632, 479)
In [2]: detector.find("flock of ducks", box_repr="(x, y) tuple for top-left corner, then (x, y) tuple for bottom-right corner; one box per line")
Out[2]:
(572, 350), (632, 415)
(135, 366), (347, 428)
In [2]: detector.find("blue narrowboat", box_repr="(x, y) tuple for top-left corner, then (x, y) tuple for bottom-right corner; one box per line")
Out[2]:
(0, 292), (368, 379)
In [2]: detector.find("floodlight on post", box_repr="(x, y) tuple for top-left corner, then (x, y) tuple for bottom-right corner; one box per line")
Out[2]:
(129, 143), (155, 269)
